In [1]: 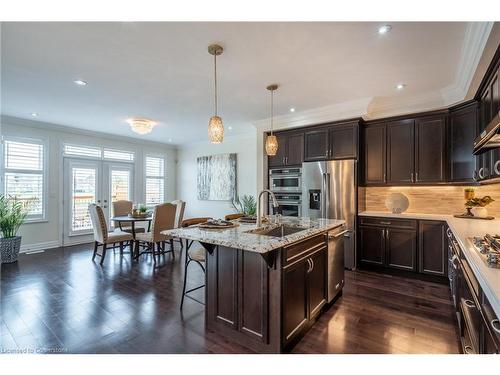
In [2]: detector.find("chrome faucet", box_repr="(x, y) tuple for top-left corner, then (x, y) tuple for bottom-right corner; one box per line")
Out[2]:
(257, 189), (280, 227)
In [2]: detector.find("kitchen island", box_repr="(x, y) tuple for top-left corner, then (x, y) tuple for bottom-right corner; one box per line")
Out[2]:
(163, 217), (345, 353)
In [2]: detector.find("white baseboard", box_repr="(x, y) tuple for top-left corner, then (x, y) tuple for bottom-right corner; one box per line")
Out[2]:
(20, 241), (60, 253)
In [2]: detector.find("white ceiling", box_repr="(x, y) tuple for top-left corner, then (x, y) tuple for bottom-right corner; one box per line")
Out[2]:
(0, 22), (482, 144)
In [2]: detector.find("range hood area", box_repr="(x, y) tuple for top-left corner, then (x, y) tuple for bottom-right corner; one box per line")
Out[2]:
(474, 111), (500, 155)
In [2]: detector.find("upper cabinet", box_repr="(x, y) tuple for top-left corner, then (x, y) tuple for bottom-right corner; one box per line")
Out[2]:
(362, 113), (450, 185)
(304, 121), (358, 162)
(449, 103), (478, 183)
(268, 131), (304, 167)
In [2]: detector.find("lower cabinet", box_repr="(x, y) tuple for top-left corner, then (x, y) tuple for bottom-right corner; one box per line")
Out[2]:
(282, 246), (327, 347)
(419, 220), (447, 276)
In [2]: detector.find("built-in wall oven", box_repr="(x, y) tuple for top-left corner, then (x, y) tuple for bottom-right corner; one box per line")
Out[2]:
(269, 193), (302, 217)
(269, 167), (302, 192)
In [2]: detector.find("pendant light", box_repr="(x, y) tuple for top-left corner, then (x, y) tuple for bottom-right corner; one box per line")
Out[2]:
(208, 44), (224, 144)
(265, 84), (279, 156)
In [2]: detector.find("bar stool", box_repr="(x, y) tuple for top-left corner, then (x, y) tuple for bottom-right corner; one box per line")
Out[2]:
(224, 213), (244, 221)
(180, 217), (211, 310)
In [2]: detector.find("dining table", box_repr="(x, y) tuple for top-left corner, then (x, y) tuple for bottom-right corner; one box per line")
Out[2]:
(111, 215), (152, 238)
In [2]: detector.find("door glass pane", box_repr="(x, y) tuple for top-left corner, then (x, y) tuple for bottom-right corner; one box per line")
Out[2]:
(71, 167), (96, 232)
(110, 169), (130, 217)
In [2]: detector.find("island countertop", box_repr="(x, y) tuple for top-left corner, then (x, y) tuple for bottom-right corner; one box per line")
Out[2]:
(162, 217), (345, 254)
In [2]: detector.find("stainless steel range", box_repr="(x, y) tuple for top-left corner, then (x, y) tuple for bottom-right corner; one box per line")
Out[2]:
(468, 234), (500, 268)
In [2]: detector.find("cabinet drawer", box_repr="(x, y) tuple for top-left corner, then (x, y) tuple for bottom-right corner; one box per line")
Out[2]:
(283, 233), (327, 267)
(359, 216), (417, 229)
(460, 255), (480, 298)
(481, 294), (500, 347)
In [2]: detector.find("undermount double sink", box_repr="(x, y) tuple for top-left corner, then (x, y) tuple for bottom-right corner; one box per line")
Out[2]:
(245, 224), (309, 238)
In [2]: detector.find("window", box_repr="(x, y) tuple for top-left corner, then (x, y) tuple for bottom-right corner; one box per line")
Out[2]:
(103, 148), (134, 161)
(145, 156), (165, 207)
(3, 138), (46, 219)
(64, 144), (102, 158)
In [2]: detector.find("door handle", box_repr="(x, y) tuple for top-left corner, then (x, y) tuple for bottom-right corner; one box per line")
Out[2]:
(329, 230), (349, 239)
(491, 319), (500, 334)
(464, 299), (476, 309)
(379, 221), (391, 225)
(309, 258), (314, 272)
(306, 258), (313, 273)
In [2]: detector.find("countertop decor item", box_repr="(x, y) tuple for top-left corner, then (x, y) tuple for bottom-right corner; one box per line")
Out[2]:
(207, 44), (225, 144)
(197, 153), (236, 201)
(0, 195), (30, 263)
(464, 195), (495, 219)
(198, 219), (239, 230)
(384, 192), (409, 214)
(232, 194), (257, 216)
(265, 84), (279, 156)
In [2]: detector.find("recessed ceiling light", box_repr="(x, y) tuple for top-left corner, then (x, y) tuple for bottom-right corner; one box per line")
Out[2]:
(396, 83), (406, 90)
(228, 126), (233, 130)
(168, 138), (172, 142)
(290, 108), (295, 113)
(74, 79), (87, 86)
(30, 112), (38, 117)
(378, 25), (392, 35)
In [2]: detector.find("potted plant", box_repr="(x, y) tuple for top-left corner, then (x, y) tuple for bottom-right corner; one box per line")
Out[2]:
(232, 195), (257, 216)
(465, 195), (495, 218)
(0, 195), (29, 264)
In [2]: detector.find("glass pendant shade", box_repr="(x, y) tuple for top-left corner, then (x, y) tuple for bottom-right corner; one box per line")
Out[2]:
(265, 134), (279, 156)
(208, 115), (224, 144)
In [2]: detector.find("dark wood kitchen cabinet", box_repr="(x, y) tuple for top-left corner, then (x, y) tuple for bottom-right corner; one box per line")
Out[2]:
(359, 225), (385, 265)
(385, 228), (417, 271)
(362, 124), (386, 185)
(418, 220), (447, 277)
(415, 115), (446, 183)
(268, 131), (304, 167)
(449, 102), (478, 182)
(386, 119), (415, 184)
(304, 121), (359, 162)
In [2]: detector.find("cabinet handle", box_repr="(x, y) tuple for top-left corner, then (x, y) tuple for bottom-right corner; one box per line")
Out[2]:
(306, 258), (312, 273)
(446, 228), (452, 238)
(383, 173), (386, 182)
(478, 167), (485, 179)
(472, 170), (478, 182)
(411, 172), (414, 182)
(491, 319), (500, 334)
(464, 299), (476, 309)
(463, 345), (474, 354)
(329, 230), (349, 239)
(494, 160), (500, 176)
(379, 221), (391, 225)
(386, 229), (390, 241)
(415, 172), (419, 182)
(310, 258), (314, 272)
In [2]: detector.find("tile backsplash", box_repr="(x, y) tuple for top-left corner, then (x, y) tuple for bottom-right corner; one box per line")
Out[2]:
(359, 185), (500, 217)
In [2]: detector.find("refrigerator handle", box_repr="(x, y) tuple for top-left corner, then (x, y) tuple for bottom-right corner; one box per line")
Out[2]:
(325, 173), (331, 220)
(321, 172), (327, 218)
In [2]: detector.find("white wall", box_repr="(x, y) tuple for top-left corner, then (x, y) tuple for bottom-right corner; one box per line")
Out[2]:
(0, 116), (177, 251)
(177, 131), (258, 219)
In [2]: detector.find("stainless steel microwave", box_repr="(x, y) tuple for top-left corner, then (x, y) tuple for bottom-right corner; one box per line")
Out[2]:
(269, 167), (302, 192)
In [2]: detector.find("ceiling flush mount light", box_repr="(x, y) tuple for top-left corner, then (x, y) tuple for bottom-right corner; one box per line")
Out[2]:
(290, 108), (295, 113)
(228, 126), (233, 130)
(74, 79), (87, 86)
(396, 83), (406, 90)
(30, 112), (38, 117)
(378, 25), (392, 35)
(126, 118), (157, 135)
(208, 44), (224, 144)
(265, 84), (279, 157)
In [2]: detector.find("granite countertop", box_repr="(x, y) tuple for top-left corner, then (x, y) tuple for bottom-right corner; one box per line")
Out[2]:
(162, 216), (345, 254)
(359, 211), (500, 318)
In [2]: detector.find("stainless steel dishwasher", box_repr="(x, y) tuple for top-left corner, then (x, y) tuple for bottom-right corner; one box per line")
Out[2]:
(327, 225), (347, 302)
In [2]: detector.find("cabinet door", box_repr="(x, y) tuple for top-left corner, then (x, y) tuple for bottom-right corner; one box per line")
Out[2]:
(308, 248), (327, 320)
(477, 89), (493, 180)
(267, 133), (287, 167)
(359, 225), (385, 265)
(415, 116), (446, 183)
(363, 124), (386, 184)
(286, 133), (304, 166)
(304, 129), (329, 161)
(329, 123), (357, 159)
(419, 220), (447, 276)
(387, 119), (415, 184)
(449, 104), (478, 182)
(491, 71), (500, 179)
(282, 258), (309, 345)
(385, 228), (417, 271)
(482, 322), (500, 354)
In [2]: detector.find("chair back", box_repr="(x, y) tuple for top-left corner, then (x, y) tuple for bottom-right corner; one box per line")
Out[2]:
(151, 203), (177, 242)
(225, 213), (244, 221)
(171, 200), (186, 229)
(89, 204), (108, 243)
(113, 200), (132, 216)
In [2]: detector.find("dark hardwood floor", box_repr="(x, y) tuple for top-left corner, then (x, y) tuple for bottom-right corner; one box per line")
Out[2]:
(0, 243), (460, 354)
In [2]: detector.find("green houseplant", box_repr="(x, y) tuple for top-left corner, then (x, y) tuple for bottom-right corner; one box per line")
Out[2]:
(232, 195), (257, 216)
(0, 195), (29, 263)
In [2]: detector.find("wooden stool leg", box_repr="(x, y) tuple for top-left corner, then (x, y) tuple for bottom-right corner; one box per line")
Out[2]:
(92, 242), (98, 261)
(120, 241), (124, 255)
(100, 244), (107, 265)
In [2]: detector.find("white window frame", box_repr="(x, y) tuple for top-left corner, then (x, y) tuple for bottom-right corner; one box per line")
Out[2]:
(1, 135), (48, 223)
(62, 143), (135, 163)
(103, 148), (135, 162)
(144, 154), (166, 208)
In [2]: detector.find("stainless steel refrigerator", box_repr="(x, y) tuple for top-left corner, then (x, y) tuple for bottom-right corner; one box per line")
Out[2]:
(301, 160), (356, 270)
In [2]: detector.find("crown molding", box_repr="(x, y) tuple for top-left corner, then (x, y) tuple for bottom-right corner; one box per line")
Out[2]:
(440, 22), (493, 105)
(253, 97), (371, 131)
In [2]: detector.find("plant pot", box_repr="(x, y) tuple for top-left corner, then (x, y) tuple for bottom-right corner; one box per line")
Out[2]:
(471, 207), (488, 218)
(1, 236), (22, 264)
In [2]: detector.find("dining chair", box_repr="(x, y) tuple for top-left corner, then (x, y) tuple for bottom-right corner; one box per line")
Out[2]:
(112, 200), (145, 234)
(88, 204), (134, 265)
(134, 203), (176, 264)
(225, 213), (244, 221)
(171, 199), (186, 250)
(180, 217), (210, 310)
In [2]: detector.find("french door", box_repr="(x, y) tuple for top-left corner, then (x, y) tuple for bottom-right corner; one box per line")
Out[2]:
(63, 158), (134, 246)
